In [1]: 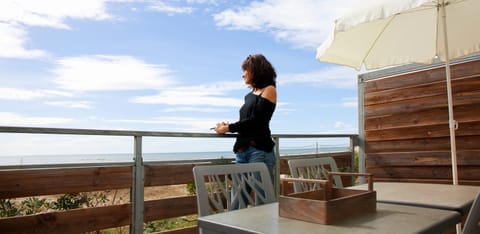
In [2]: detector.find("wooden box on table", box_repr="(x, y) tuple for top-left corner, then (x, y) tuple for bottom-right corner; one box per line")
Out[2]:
(278, 172), (376, 224)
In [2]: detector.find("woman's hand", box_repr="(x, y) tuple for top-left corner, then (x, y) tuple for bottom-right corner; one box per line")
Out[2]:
(215, 122), (229, 134)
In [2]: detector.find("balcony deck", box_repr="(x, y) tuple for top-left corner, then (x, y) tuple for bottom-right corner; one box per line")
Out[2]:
(0, 126), (356, 233)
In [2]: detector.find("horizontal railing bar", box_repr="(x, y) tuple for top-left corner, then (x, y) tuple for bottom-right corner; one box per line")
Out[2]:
(0, 125), (359, 234)
(272, 133), (357, 138)
(0, 151), (354, 170)
(0, 126), (357, 138)
(0, 158), (233, 170)
(0, 126), (231, 137)
(0, 162), (135, 170)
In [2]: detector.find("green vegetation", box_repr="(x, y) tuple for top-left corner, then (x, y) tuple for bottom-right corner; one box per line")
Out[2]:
(0, 188), (197, 233)
(186, 183), (196, 195)
(1, 152), (359, 233)
(145, 215), (197, 233)
(0, 199), (20, 217)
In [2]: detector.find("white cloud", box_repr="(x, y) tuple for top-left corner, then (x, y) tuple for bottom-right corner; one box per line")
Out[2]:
(0, 112), (74, 126)
(162, 107), (227, 113)
(0, 87), (72, 100)
(0, 0), (111, 29)
(131, 81), (245, 107)
(147, 0), (221, 15)
(0, 87), (89, 110)
(113, 116), (220, 132)
(279, 66), (358, 89)
(148, 1), (194, 15)
(341, 97), (357, 108)
(52, 55), (176, 91)
(45, 101), (93, 109)
(0, 23), (47, 58)
(334, 121), (355, 132)
(214, 0), (358, 49)
(0, 0), (113, 59)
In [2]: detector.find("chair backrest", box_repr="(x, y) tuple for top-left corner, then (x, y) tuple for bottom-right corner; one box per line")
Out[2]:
(288, 157), (343, 193)
(193, 163), (276, 217)
(463, 192), (480, 234)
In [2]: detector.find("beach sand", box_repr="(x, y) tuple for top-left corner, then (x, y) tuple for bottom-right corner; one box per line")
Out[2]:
(107, 185), (190, 204)
(14, 184), (191, 207)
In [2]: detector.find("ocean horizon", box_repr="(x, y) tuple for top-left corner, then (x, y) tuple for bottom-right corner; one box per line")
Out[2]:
(0, 146), (349, 166)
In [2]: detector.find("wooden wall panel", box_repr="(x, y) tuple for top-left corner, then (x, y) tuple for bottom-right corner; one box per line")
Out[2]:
(367, 166), (480, 180)
(363, 59), (480, 184)
(366, 150), (480, 167)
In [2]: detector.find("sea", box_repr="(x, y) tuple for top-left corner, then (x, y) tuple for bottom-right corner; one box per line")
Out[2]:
(0, 146), (349, 166)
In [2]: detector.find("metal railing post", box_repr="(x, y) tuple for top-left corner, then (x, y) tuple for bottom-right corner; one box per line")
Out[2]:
(130, 136), (144, 234)
(273, 136), (280, 199)
(350, 136), (359, 185)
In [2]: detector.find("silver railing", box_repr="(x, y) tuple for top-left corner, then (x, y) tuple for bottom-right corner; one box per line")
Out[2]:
(0, 126), (359, 234)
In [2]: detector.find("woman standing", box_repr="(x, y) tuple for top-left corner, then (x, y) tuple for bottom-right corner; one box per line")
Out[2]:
(215, 54), (277, 181)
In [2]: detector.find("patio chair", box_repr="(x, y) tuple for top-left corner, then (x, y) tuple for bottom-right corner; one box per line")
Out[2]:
(287, 157), (343, 193)
(193, 162), (276, 217)
(463, 192), (480, 234)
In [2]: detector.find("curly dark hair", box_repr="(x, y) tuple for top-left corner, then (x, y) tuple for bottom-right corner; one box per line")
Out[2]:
(241, 54), (277, 89)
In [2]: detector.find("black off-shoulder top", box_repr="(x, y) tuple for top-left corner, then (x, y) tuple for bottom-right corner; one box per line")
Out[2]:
(228, 91), (276, 153)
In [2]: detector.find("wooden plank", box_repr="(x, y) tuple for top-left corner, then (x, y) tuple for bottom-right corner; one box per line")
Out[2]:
(0, 166), (131, 199)
(146, 161), (233, 186)
(366, 150), (480, 167)
(366, 166), (480, 180)
(365, 135), (480, 152)
(366, 124), (449, 141)
(364, 67), (445, 92)
(0, 204), (131, 234)
(366, 81), (447, 105)
(364, 93), (480, 118)
(145, 163), (205, 186)
(365, 104), (480, 131)
(144, 195), (197, 221)
(365, 76), (480, 106)
(365, 121), (480, 141)
(364, 59), (480, 93)
(372, 177), (480, 186)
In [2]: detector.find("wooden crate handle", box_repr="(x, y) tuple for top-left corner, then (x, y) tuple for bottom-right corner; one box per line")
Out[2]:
(327, 172), (374, 191)
(280, 177), (332, 199)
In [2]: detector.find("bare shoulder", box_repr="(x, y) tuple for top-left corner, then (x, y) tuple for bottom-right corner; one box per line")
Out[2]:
(261, 85), (277, 103)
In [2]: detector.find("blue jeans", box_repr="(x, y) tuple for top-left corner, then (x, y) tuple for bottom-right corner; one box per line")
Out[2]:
(235, 146), (276, 182)
(231, 147), (276, 209)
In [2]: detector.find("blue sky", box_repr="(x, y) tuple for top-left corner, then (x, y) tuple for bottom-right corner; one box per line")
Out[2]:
(0, 0), (367, 156)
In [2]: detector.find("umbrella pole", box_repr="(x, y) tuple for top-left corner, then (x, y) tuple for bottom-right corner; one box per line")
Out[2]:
(445, 63), (458, 186)
(440, 1), (458, 186)
(441, 2), (460, 233)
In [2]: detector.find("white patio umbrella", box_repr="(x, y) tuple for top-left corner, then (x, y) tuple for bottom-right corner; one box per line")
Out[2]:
(316, 0), (480, 185)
